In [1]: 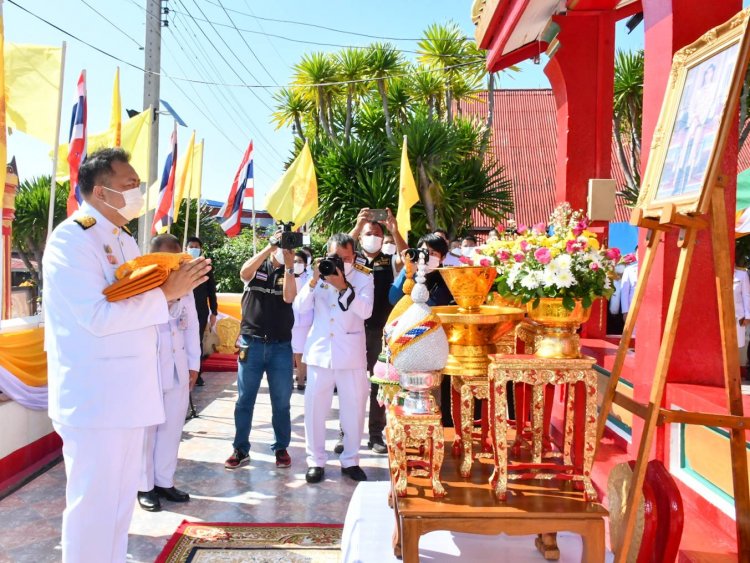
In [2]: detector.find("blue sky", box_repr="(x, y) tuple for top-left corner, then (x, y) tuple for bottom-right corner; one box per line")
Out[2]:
(5, 0), (645, 206)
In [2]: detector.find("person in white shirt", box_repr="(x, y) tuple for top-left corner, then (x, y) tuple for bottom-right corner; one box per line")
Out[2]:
(434, 228), (461, 266)
(733, 263), (750, 376)
(620, 261), (638, 320)
(43, 148), (210, 563)
(292, 250), (314, 391)
(138, 234), (202, 512)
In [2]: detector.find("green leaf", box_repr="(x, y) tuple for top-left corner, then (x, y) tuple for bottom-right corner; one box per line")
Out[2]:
(562, 295), (576, 311)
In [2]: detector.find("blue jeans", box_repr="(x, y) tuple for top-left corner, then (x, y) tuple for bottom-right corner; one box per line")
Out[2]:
(233, 336), (293, 454)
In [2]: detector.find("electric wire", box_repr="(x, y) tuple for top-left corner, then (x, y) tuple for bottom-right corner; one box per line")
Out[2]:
(241, 0), (289, 69)
(79, 0), (143, 48)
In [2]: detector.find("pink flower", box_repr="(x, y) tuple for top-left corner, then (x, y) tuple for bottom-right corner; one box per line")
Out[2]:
(566, 240), (579, 253)
(605, 247), (621, 262)
(622, 252), (636, 264)
(532, 222), (546, 235)
(479, 258), (491, 267)
(534, 247), (551, 264)
(497, 250), (511, 261)
(459, 255), (472, 264)
(513, 253), (525, 263)
(517, 224), (528, 235)
(497, 224), (506, 233)
(589, 262), (600, 271)
(519, 240), (529, 251)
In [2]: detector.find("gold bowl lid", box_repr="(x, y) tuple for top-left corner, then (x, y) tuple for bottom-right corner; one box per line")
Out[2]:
(439, 266), (497, 311)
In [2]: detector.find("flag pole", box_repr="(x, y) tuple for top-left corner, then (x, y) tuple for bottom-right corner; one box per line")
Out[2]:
(166, 120), (177, 235)
(46, 41), (67, 240)
(252, 194), (256, 254)
(195, 138), (204, 237)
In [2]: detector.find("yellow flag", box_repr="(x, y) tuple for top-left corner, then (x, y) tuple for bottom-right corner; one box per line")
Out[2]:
(189, 141), (203, 200)
(265, 142), (318, 228)
(172, 130), (195, 221)
(56, 108), (152, 182)
(397, 136), (419, 237)
(110, 67), (121, 147)
(5, 43), (63, 146)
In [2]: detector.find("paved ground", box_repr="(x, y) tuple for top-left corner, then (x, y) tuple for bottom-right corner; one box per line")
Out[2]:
(0, 371), (390, 562)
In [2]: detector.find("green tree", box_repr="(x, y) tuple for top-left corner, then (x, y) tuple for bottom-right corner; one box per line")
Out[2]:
(205, 228), (270, 293)
(294, 52), (340, 141)
(271, 87), (312, 143)
(336, 48), (370, 143)
(366, 42), (403, 142)
(12, 176), (67, 288)
(613, 49), (644, 206)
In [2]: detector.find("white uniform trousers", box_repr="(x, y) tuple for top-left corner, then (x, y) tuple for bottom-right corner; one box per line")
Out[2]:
(305, 366), (369, 468)
(53, 422), (145, 563)
(141, 375), (189, 491)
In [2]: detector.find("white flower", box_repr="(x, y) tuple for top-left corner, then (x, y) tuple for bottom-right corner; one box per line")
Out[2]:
(507, 264), (522, 288)
(553, 254), (572, 270)
(555, 269), (575, 288)
(520, 271), (541, 290)
(542, 267), (557, 287)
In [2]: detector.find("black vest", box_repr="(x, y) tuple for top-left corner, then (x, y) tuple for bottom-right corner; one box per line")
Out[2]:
(240, 260), (294, 341)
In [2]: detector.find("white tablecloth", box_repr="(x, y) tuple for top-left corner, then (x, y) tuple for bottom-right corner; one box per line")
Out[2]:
(341, 481), (614, 563)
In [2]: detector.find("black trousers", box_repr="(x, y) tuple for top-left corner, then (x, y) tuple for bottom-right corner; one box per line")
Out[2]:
(366, 327), (387, 440)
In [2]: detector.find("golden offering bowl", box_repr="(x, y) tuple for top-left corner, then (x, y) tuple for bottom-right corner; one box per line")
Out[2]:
(439, 266), (498, 311)
(526, 298), (592, 359)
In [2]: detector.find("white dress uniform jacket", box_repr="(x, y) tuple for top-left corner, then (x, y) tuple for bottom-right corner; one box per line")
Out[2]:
(157, 296), (202, 390)
(44, 202), (170, 428)
(296, 267), (374, 369)
(734, 268), (750, 348)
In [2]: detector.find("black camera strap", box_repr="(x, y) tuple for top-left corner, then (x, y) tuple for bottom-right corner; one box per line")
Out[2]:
(338, 282), (355, 311)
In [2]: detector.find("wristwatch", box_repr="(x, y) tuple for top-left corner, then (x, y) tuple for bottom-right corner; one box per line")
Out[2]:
(285, 267), (295, 275)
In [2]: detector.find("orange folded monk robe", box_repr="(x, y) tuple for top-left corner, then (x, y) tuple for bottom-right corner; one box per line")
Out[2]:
(103, 252), (192, 302)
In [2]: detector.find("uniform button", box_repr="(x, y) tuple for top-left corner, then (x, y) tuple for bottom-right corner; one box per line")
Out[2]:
(330, 318), (334, 322)
(330, 333), (334, 337)
(112, 228), (118, 235)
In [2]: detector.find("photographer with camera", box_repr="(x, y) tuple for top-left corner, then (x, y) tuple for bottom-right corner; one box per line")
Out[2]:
(294, 233), (374, 484)
(224, 226), (297, 471)
(343, 208), (407, 455)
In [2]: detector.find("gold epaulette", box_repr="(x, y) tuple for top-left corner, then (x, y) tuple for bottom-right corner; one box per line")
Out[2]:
(353, 262), (372, 275)
(73, 215), (96, 230)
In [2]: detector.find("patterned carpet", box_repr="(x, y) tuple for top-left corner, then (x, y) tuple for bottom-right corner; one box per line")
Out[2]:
(155, 521), (343, 562)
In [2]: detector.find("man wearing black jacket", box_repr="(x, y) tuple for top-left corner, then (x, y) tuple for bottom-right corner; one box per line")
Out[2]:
(187, 237), (218, 386)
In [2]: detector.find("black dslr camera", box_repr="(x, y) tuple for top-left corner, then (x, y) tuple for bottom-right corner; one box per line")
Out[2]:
(276, 221), (304, 250)
(318, 254), (345, 278)
(403, 248), (429, 263)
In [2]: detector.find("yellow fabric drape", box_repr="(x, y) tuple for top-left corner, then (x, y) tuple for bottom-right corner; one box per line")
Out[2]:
(0, 327), (47, 387)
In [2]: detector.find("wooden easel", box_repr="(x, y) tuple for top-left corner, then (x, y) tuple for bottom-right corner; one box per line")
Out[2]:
(596, 179), (750, 563)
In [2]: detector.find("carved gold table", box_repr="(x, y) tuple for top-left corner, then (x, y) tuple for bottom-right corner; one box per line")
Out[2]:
(488, 354), (598, 502)
(386, 405), (445, 498)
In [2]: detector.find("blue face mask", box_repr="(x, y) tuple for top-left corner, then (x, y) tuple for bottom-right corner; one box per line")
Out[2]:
(187, 247), (201, 259)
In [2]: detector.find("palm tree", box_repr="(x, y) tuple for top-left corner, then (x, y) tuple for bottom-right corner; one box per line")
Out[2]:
(410, 69), (444, 120)
(367, 42), (402, 142)
(12, 176), (67, 288)
(294, 52), (340, 141)
(271, 87), (313, 142)
(417, 22), (469, 124)
(336, 47), (370, 143)
(387, 77), (412, 126)
(613, 49), (644, 206)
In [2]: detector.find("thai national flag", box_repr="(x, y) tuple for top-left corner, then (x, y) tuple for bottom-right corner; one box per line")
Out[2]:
(66, 71), (87, 216)
(152, 128), (178, 234)
(220, 141), (254, 237)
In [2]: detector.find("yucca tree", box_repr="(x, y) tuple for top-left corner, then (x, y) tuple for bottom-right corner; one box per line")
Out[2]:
(410, 69), (444, 120)
(294, 52), (340, 141)
(387, 77), (412, 126)
(367, 42), (402, 142)
(613, 49), (644, 206)
(12, 176), (67, 287)
(336, 47), (370, 143)
(417, 22), (469, 124)
(271, 87), (313, 142)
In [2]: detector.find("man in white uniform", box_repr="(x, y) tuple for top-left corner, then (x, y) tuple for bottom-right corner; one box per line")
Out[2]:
(138, 234), (201, 512)
(295, 233), (374, 483)
(43, 148), (210, 563)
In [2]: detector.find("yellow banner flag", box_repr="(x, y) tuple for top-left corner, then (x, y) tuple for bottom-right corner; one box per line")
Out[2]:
(189, 141), (203, 200)
(265, 142), (318, 228)
(172, 130), (195, 222)
(5, 43), (63, 147)
(56, 108), (152, 182)
(110, 67), (121, 146)
(397, 136), (419, 237)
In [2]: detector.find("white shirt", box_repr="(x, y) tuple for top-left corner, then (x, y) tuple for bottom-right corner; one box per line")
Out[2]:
(295, 267), (374, 370)
(734, 268), (750, 348)
(157, 295), (201, 390)
(620, 262), (638, 315)
(43, 202), (169, 428)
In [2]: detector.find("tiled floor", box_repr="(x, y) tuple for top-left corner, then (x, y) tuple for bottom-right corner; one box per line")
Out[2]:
(0, 371), (390, 562)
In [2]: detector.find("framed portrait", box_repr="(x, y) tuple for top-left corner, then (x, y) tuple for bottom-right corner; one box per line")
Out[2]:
(636, 9), (750, 220)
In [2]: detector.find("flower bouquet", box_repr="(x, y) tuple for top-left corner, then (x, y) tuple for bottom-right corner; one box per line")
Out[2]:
(463, 203), (620, 311)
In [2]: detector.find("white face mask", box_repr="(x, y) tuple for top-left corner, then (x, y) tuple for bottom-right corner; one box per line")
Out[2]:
(273, 248), (285, 264)
(361, 235), (383, 254)
(425, 255), (441, 272)
(461, 246), (475, 257)
(186, 247), (201, 259)
(382, 243), (397, 255)
(293, 263), (305, 275)
(344, 262), (354, 276)
(102, 186), (144, 222)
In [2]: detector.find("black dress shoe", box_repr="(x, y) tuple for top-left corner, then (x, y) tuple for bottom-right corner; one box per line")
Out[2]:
(154, 485), (190, 502)
(196, 375), (205, 386)
(368, 437), (388, 455)
(137, 489), (162, 512)
(305, 467), (325, 483)
(341, 465), (368, 482)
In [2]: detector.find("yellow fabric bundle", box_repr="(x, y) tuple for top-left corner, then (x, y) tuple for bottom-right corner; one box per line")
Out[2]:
(0, 327), (47, 387)
(103, 252), (192, 302)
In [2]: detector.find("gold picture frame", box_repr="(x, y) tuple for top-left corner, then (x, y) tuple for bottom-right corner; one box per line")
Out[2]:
(635, 8), (750, 220)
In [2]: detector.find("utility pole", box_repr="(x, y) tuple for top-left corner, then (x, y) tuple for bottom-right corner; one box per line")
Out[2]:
(140, 0), (169, 251)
